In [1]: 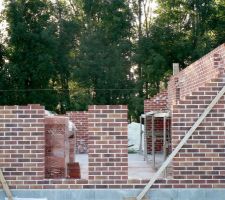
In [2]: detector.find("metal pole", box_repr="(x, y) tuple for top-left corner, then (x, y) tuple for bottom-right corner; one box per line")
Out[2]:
(151, 115), (155, 169)
(163, 116), (167, 177)
(139, 116), (143, 154)
(144, 116), (148, 161)
(163, 116), (167, 161)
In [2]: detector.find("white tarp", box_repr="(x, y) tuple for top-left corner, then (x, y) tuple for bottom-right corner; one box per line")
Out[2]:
(128, 122), (144, 152)
(45, 110), (76, 132)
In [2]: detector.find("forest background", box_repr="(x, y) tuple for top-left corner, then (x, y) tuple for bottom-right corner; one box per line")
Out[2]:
(0, 0), (225, 121)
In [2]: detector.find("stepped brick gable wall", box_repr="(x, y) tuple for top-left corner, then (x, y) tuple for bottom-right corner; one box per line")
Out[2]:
(168, 43), (225, 187)
(67, 111), (88, 153)
(171, 75), (225, 188)
(144, 91), (170, 152)
(168, 44), (225, 109)
(88, 105), (128, 183)
(144, 91), (168, 113)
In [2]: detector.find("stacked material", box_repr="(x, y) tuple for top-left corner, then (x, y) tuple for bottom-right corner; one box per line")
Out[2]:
(44, 115), (76, 179)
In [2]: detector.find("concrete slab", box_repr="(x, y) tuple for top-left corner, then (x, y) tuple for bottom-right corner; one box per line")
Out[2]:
(75, 153), (169, 180)
(76, 154), (88, 179)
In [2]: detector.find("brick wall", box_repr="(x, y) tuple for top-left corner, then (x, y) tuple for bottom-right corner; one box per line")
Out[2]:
(144, 90), (168, 113)
(0, 105), (45, 187)
(144, 91), (169, 152)
(67, 111), (88, 154)
(146, 118), (171, 153)
(170, 74), (225, 188)
(168, 43), (225, 109)
(166, 43), (225, 187)
(1, 45), (225, 191)
(88, 105), (128, 183)
(0, 104), (154, 189)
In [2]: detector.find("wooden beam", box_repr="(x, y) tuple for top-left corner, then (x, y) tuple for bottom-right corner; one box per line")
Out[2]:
(0, 169), (13, 200)
(136, 85), (225, 200)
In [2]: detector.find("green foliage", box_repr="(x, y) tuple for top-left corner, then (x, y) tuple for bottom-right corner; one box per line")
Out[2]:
(76, 0), (134, 106)
(4, 0), (57, 108)
(51, 0), (81, 112)
(0, 0), (225, 121)
(68, 81), (92, 111)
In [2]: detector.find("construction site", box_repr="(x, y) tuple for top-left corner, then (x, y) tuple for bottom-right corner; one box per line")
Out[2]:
(1, 44), (225, 199)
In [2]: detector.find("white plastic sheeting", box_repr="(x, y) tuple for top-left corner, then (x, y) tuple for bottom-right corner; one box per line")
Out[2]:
(128, 122), (144, 152)
(45, 110), (76, 132)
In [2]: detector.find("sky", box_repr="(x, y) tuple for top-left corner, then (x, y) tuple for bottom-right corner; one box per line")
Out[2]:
(0, 1), (3, 13)
(0, 0), (158, 39)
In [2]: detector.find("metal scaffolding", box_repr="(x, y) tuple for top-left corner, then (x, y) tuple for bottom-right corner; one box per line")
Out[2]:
(139, 111), (171, 170)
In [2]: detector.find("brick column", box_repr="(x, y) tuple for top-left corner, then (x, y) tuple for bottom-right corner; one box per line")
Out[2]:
(0, 105), (45, 185)
(88, 105), (128, 181)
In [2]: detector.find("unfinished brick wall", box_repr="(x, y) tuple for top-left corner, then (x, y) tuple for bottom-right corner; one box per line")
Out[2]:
(88, 105), (128, 182)
(1, 45), (225, 191)
(166, 43), (225, 187)
(0, 104), (153, 189)
(168, 43), (225, 109)
(171, 74), (225, 188)
(67, 111), (88, 153)
(144, 91), (168, 113)
(144, 91), (170, 153)
(0, 105), (45, 187)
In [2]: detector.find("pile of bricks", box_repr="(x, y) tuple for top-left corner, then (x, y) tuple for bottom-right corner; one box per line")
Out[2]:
(44, 116), (75, 179)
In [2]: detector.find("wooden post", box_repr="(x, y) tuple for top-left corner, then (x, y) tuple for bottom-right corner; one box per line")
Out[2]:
(0, 169), (13, 200)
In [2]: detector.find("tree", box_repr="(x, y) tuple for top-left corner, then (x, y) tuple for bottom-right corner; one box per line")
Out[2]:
(76, 0), (134, 106)
(5, 0), (57, 109)
(212, 0), (225, 45)
(51, 0), (81, 113)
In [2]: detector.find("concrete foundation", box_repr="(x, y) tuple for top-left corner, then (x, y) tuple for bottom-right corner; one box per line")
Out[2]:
(1, 189), (225, 200)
